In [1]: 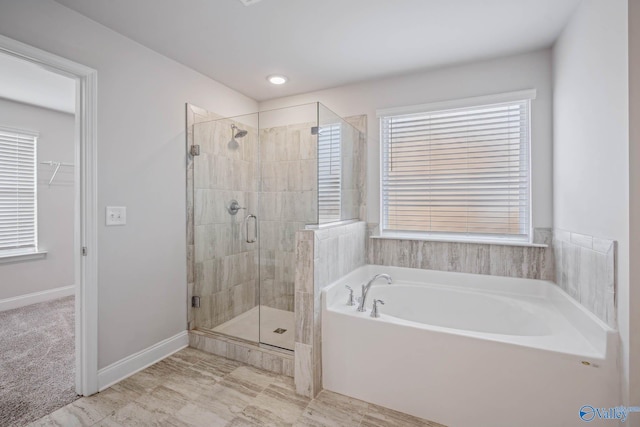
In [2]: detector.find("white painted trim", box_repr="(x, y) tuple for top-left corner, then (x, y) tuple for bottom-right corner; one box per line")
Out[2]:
(97, 331), (189, 391)
(0, 285), (74, 312)
(376, 89), (537, 117)
(0, 124), (39, 137)
(0, 250), (47, 264)
(0, 34), (99, 397)
(76, 56), (99, 398)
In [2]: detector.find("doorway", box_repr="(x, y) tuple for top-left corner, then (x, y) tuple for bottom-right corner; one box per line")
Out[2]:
(0, 34), (98, 423)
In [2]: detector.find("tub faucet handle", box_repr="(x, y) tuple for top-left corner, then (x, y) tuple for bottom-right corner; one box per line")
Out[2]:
(345, 285), (355, 306)
(370, 299), (385, 318)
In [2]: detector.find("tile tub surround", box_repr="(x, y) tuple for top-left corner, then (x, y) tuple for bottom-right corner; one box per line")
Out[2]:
(364, 224), (616, 327)
(28, 347), (444, 427)
(366, 224), (554, 280)
(552, 229), (616, 327)
(294, 221), (367, 398)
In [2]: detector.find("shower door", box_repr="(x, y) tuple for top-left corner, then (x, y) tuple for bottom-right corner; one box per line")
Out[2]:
(192, 113), (260, 343)
(256, 104), (318, 350)
(191, 107), (315, 352)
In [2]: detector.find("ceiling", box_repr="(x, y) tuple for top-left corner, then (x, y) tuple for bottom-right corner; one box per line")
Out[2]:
(54, 0), (581, 101)
(0, 53), (75, 114)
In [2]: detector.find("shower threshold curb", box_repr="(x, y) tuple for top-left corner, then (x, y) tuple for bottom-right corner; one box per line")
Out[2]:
(188, 329), (294, 377)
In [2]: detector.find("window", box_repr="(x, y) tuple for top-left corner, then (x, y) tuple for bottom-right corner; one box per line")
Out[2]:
(317, 123), (341, 223)
(379, 91), (534, 242)
(0, 127), (38, 254)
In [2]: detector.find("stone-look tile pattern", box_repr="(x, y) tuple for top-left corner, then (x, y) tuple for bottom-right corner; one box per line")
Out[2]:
(343, 115), (368, 222)
(533, 227), (553, 245)
(314, 222), (368, 288)
(189, 105), (262, 332)
(29, 348), (445, 427)
(294, 222), (367, 398)
(259, 122), (318, 312)
(189, 330), (294, 377)
(552, 229), (616, 327)
(366, 224), (554, 281)
(191, 107), (260, 331)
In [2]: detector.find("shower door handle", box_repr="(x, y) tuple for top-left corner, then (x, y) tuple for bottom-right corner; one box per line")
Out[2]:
(245, 214), (257, 243)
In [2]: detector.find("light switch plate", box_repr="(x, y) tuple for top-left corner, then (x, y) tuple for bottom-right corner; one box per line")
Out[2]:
(106, 206), (126, 226)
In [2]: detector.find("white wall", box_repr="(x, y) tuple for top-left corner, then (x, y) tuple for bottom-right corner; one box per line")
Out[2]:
(259, 49), (554, 229)
(0, 0), (258, 369)
(0, 98), (75, 300)
(628, 0), (640, 409)
(552, 0), (631, 404)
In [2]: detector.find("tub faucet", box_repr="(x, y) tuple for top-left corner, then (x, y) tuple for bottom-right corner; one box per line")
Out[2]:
(357, 273), (392, 312)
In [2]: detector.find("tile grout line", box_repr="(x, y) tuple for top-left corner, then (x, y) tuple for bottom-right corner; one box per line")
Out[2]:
(227, 364), (279, 421)
(356, 403), (371, 427)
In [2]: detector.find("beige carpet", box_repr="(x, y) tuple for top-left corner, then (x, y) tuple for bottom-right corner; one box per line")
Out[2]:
(0, 296), (78, 426)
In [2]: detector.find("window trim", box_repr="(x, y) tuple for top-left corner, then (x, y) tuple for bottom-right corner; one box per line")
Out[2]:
(0, 125), (39, 255)
(0, 248), (47, 264)
(377, 89), (536, 244)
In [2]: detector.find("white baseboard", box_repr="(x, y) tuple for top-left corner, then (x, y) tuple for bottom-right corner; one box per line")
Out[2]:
(0, 285), (75, 312)
(97, 330), (188, 391)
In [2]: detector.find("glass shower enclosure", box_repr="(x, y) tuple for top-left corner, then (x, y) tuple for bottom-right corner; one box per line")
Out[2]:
(190, 102), (363, 351)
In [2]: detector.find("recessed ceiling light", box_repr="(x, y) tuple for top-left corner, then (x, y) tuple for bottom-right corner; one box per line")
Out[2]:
(267, 75), (288, 85)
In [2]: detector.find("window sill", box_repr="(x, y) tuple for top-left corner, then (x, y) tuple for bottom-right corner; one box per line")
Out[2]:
(370, 234), (548, 248)
(0, 250), (48, 264)
(305, 219), (359, 230)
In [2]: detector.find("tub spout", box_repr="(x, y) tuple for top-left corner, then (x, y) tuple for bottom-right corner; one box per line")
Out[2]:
(357, 273), (392, 312)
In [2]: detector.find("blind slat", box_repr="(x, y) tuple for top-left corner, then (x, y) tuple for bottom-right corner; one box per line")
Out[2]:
(318, 123), (341, 223)
(0, 129), (37, 251)
(381, 99), (530, 239)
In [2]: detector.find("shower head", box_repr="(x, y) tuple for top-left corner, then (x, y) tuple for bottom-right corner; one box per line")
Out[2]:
(231, 124), (248, 138)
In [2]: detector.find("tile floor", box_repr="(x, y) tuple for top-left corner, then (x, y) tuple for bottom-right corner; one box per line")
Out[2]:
(27, 347), (445, 427)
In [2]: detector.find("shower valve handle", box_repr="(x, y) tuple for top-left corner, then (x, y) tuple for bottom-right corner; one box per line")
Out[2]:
(227, 199), (246, 215)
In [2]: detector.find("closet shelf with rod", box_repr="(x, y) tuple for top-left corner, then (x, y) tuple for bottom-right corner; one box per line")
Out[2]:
(40, 161), (74, 186)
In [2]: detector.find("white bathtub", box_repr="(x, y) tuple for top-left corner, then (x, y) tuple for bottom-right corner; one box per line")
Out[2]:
(322, 265), (620, 427)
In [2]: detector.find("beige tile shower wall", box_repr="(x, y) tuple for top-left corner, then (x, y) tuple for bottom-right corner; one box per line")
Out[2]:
(366, 224), (554, 280)
(314, 222), (368, 289)
(344, 115), (367, 221)
(552, 229), (616, 327)
(293, 221), (367, 398)
(190, 105), (259, 331)
(259, 123), (318, 312)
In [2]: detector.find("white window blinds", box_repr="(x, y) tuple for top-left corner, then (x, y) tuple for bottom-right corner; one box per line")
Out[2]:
(380, 98), (531, 241)
(318, 123), (341, 223)
(0, 127), (38, 252)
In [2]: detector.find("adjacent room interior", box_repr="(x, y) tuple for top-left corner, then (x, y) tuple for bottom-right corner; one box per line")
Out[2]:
(0, 52), (78, 426)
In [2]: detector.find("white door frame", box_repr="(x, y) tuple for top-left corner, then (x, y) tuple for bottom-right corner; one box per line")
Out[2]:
(0, 34), (99, 396)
